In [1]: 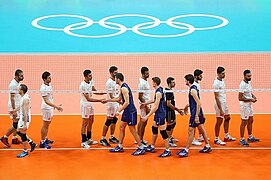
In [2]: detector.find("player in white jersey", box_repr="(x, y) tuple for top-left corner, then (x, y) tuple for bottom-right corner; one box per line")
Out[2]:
(39, 71), (63, 149)
(137, 67), (150, 146)
(16, 84), (37, 158)
(80, 70), (105, 149)
(238, 70), (259, 146)
(100, 66), (119, 146)
(191, 69), (204, 146)
(1, 69), (24, 147)
(213, 67), (235, 146)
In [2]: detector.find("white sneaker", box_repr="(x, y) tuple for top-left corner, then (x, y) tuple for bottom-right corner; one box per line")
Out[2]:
(87, 139), (98, 145)
(224, 134), (236, 142)
(134, 140), (148, 144)
(214, 138), (226, 145)
(192, 139), (202, 146)
(169, 142), (177, 147)
(81, 142), (90, 149)
(170, 136), (179, 143)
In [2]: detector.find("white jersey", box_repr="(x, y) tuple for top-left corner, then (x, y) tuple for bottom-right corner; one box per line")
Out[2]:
(239, 80), (253, 103)
(80, 80), (94, 105)
(106, 78), (118, 100)
(8, 79), (21, 111)
(193, 81), (200, 91)
(19, 93), (31, 117)
(40, 83), (54, 110)
(138, 77), (150, 102)
(213, 78), (227, 103)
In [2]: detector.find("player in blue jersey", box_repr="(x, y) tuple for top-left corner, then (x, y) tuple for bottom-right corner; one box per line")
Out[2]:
(177, 74), (212, 157)
(142, 77), (171, 158)
(103, 73), (145, 156)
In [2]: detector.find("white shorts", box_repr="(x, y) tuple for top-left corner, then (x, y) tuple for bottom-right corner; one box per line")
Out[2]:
(214, 102), (229, 118)
(240, 102), (253, 120)
(18, 115), (31, 129)
(9, 110), (19, 120)
(81, 103), (94, 118)
(140, 104), (151, 118)
(106, 103), (119, 118)
(42, 109), (54, 121)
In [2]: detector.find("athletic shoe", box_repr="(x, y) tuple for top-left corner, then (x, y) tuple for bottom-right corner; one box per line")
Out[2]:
(135, 140), (148, 144)
(131, 147), (145, 156)
(30, 142), (37, 152)
(224, 134), (236, 142)
(146, 145), (155, 153)
(240, 139), (249, 146)
(40, 141), (52, 149)
(0, 136), (11, 148)
(176, 149), (188, 157)
(45, 138), (54, 144)
(158, 150), (171, 158)
(109, 136), (119, 144)
(248, 136), (260, 142)
(192, 139), (202, 146)
(81, 142), (90, 149)
(12, 138), (22, 144)
(110, 145), (124, 153)
(170, 136), (179, 143)
(100, 139), (110, 146)
(17, 151), (29, 158)
(198, 135), (210, 142)
(214, 138), (226, 145)
(199, 146), (212, 153)
(169, 139), (177, 147)
(87, 139), (98, 145)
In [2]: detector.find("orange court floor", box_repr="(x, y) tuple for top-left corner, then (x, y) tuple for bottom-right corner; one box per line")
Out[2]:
(0, 114), (270, 180)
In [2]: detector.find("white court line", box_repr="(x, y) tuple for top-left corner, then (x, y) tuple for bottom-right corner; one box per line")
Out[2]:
(1, 147), (271, 151)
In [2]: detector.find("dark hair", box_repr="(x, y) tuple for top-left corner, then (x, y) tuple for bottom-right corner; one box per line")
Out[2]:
(185, 74), (194, 84)
(243, 69), (251, 76)
(166, 77), (174, 85)
(152, 77), (161, 85)
(83, 70), (92, 77)
(42, 71), (51, 81)
(141, 67), (149, 74)
(194, 69), (203, 77)
(109, 66), (118, 73)
(15, 69), (23, 76)
(217, 66), (225, 74)
(20, 84), (28, 93)
(115, 73), (124, 81)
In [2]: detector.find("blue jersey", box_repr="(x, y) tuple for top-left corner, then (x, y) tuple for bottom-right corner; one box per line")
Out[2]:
(189, 85), (203, 117)
(121, 83), (137, 113)
(154, 87), (166, 119)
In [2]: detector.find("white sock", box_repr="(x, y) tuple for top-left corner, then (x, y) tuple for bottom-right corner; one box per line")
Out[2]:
(206, 144), (211, 148)
(101, 136), (106, 140)
(184, 148), (189, 152)
(118, 144), (123, 148)
(249, 134), (253, 138)
(110, 135), (114, 138)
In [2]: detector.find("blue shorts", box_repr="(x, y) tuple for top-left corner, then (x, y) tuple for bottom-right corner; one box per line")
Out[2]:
(121, 110), (137, 126)
(189, 115), (205, 128)
(154, 115), (166, 126)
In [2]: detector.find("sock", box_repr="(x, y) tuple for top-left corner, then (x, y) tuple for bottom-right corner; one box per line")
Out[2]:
(101, 136), (106, 140)
(23, 149), (28, 153)
(12, 136), (17, 139)
(206, 144), (211, 148)
(249, 134), (253, 138)
(225, 133), (229, 137)
(166, 148), (170, 151)
(184, 148), (189, 152)
(215, 137), (219, 140)
(87, 131), (92, 140)
(110, 135), (114, 138)
(139, 144), (144, 149)
(81, 134), (87, 142)
(150, 144), (154, 148)
(118, 144), (123, 148)
(4, 135), (8, 138)
(241, 137), (245, 140)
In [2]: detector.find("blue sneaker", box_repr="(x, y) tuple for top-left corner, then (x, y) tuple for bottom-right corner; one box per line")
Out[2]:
(17, 151), (29, 158)
(30, 142), (37, 152)
(176, 149), (188, 157)
(247, 137), (260, 142)
(240, 139), (249, 146)
(131, 148), (145, 156)
(199, 146), (212, 153)
(109, 145), (124, 153)
(45, 138), (54, 144)
(39, 141), (52, 149)
(146, 145), (155, 153)
(158, 150), (171, 158)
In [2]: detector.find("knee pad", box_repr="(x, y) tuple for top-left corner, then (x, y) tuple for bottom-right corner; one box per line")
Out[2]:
(160, 130), (168, 140)
(166, 125), (172, 131)
(171, 122), (176, 129)
(20, 133), (27, 142)
(13, 122), (18, 129)
(17, 131), (22, 136)
(152, 126), (158, 135)
(112, 117), (118, 124)
(105, 119), (112, 127)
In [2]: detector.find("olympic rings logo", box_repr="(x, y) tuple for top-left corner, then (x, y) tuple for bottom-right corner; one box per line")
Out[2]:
(31, 14), (229, 38)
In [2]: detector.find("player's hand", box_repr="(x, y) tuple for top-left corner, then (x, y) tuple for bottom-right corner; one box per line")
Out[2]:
(115, 111), (120, 116)
(195, 116), (200, 124)
(141, 115), (148, 122)
(177, 109), (184, 115)
(184, 105), (189, 115)
(251, 98), (257, 103)
(101, 99), (107, 104)
(56, 104), (63, 112)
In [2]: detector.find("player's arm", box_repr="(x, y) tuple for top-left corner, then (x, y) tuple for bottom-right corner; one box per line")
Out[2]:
(83, 93), (104, 102)
(214, 92), (223, 113)
(117, 87), (129, 113)
(23, 99), (29, 128)
(238, 92), (254, 102)
(166, 92), (178, 111)
(10, 93), (16, 111)
(252, 93), (257, 102)
(144, 92), (161, 119)
(105, 89), (122, 103)
(191, 89), (201, 119)
(138, 92), (145, 103)
(42, 96), (63, 111)
(92, 86), (106, 95)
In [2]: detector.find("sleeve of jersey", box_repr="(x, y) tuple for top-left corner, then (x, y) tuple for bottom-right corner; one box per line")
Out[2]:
(106, 81), (113, 92)
(9, 83), (17, 93)
(165, 91), (173, 100)
(239, 83), (245, 93)
(213, 81), (220, 92)
(40, 86), (48, 97)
